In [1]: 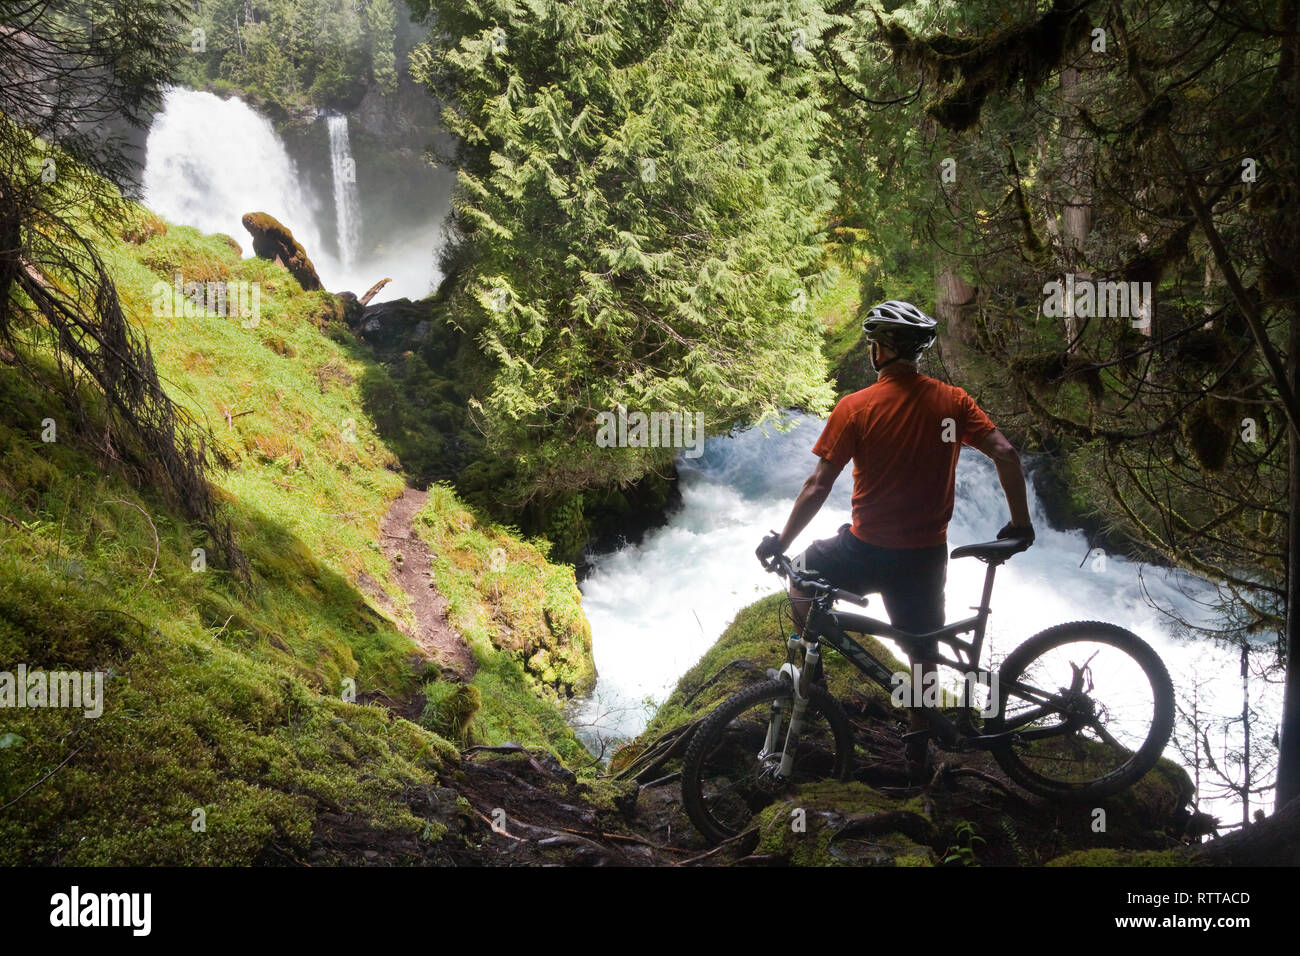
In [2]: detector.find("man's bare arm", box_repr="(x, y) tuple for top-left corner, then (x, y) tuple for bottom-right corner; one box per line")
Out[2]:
(973, 428), (1032, 528)
(774, 456), (846, 550)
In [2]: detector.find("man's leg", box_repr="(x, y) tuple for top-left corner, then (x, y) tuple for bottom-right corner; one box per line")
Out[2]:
(879, 544), (948, 771)
(787, 582), (814, 635)
(787, 525), (871, 637)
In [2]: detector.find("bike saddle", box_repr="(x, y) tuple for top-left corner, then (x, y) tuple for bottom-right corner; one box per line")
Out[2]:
(949, 538), (1030, 563)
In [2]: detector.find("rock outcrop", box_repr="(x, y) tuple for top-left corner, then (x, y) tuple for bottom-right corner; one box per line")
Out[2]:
(608, 592), (1208, 866)
(241, 211), (322, 290)
(346, 296), (433, 350)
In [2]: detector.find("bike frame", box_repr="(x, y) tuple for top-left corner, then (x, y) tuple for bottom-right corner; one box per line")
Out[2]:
(798, 558), (1078, 750)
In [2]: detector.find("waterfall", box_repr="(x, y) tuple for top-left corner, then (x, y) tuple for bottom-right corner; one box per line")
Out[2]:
(326, 112), (362, 269)
(142, 87), (325, 262)
(142, 86), (445, 301)
(570, 411), (1280, 821)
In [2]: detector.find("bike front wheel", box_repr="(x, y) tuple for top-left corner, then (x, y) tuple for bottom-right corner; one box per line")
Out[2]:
(680, 678), (855, 845)
(988, 621), (1174, 801)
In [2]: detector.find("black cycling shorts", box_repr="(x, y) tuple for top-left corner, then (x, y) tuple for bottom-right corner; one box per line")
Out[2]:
(794, 523), (947, 658)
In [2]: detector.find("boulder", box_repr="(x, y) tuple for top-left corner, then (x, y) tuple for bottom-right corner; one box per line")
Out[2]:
(351, 297), (433, 350)
(240, 211), (322, 290)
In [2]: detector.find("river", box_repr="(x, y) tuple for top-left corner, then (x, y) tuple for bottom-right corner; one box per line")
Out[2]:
(570, 412), (1282, 824)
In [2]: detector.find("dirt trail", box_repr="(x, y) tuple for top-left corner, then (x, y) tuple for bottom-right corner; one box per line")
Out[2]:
(379, 487), (476, 680)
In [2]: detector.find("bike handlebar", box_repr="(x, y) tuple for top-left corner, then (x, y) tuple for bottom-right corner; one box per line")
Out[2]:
(761, 550), (870, 607)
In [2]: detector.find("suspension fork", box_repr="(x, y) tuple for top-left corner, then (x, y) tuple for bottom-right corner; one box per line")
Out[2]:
(776, 641), (821, 777)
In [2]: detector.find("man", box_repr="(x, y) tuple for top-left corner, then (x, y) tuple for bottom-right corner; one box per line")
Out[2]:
(756, 299), (1034, 772)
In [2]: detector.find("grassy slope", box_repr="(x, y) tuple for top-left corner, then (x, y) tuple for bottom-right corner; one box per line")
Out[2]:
(0, 212), (590, 863)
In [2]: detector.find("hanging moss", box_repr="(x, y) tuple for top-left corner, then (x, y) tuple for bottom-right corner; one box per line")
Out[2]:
(1206, 395), (1244, 431)
(1121, 221), (1193, 286)
(1010, 351), (1101, 402)
(887, 0), (1094, 133)
(1011, 351), (1070, 393)
(1005, 149), (1045, 258)
(1181, 402), (1233, 471)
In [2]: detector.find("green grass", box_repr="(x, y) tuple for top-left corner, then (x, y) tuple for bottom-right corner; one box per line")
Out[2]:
(413, 484), (595, 766)
(0, 206), (595, 862)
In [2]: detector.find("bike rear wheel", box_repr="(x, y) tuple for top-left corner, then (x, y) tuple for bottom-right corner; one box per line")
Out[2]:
(680, 678), (854, 845)
(988, 621), (1174, 801)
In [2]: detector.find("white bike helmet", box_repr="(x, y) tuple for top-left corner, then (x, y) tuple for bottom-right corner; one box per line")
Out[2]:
(862, 299), (938, 358)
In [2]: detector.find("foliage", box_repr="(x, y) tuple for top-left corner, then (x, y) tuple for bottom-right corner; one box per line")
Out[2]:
(822, 2), (1296, 811)
(942, 819), (985, 865)
(407, 0), (839, 505)
(175, 0), (409, 113)
(0, 0), (249, 577)
(0, 195), (594, 860)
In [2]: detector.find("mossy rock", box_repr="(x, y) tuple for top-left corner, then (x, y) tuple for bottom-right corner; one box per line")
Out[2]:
(643, 593), (905, 739)
(240, 211), (322, 291)
(753, 781), (934, 866)
(421, 682), (482, 745)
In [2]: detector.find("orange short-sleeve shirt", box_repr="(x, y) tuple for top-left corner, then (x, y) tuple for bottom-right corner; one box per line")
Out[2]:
(812, 365), (996, 549)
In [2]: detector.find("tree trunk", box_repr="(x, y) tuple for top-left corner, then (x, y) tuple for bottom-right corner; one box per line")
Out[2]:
(1195, 794), (1300, 866)
(1277, 318), (1300, 807)
(1058, 67), (1092, 350)
(934, 268), (976, 339)
(1271, 0), (1300, 813)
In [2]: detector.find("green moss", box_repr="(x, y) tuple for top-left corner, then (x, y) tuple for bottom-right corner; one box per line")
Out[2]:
(414, 484), (596, 702)
(643, 593), (906, 739)
(753, 781), (934, 866)
(420, 682), (482, 745)
(0, 206), (578, 863)
(1045, 848), (1197, 867)
(135, 224), (239, 282)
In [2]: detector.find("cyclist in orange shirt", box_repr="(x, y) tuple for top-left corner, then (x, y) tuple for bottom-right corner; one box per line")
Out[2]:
(756, 300), (1035, 773)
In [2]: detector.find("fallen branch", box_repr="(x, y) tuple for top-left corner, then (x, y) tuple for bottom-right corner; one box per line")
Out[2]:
(0, 741), (88, 813)
(675, 826), (759, 866)
(556, 825), (690, 855)
(223, 408), (255, 429)
(470, 808), (527, 842)
(636, 771), (680, 791)
(462, 743), (530, 756)
(359, 278), (392, 306)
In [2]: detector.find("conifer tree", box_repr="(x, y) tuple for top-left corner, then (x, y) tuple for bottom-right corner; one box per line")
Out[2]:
(408, 0), (840, 502)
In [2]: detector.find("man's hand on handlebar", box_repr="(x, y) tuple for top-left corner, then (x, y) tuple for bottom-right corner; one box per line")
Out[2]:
(755, 530), (784, 569)
(754, 538), (868, 608)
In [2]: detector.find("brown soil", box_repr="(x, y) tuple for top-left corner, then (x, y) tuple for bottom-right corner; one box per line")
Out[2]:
(378, 486), (476, 681)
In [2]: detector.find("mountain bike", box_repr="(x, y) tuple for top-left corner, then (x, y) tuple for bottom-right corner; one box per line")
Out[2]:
(679, 538), (1175, 845)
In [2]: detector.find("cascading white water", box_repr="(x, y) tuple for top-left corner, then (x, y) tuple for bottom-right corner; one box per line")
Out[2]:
(142, 87), (444, 301)
(571, 412), (1281, 821)
(143, 87), (326, 262)
(325, 112), (362, 269)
